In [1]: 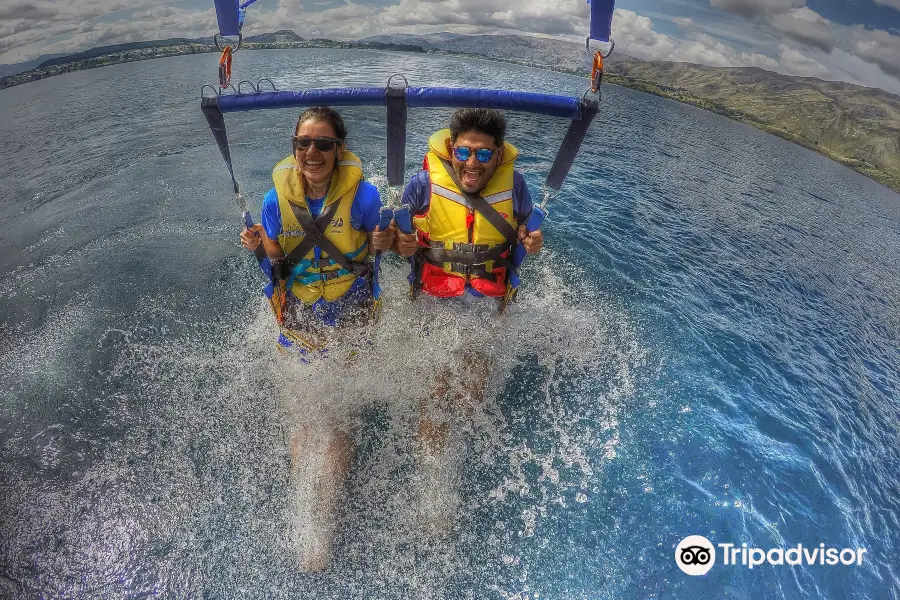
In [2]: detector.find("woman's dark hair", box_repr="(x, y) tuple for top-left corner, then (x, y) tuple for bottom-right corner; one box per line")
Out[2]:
(449, 108), (507, 147)
(295, 106), (347, 142)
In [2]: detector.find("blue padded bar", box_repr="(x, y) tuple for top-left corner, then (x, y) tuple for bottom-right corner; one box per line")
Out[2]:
(406, 87), (583, 120)
(214, 87), (585, 119)
(217, 88), (388, 112)
(589, 0), (615, 43)
(214, 0), (241, 36)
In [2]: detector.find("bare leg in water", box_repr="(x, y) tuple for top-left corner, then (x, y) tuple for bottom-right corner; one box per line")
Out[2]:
(416, 351), (493, 533)
(288, 422), (355, 571)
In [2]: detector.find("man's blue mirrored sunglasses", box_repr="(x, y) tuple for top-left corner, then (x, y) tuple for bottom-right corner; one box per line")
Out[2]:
(453, 146), (496, 163)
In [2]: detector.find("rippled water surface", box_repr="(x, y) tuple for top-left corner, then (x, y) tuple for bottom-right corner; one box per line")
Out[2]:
(1, 49), (899, 599)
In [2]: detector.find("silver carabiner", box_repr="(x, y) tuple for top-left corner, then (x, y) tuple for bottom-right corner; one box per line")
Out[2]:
(586, 37), (615, 59)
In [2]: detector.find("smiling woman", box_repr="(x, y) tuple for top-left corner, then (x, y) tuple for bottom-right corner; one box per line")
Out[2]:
(236, 105), (393, 570)
(239, 106), (389, 350)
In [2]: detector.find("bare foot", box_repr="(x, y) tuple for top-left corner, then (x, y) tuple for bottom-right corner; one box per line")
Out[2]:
(415, 446), (461, 537)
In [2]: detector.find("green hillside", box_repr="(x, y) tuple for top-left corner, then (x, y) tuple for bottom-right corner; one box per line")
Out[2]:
(604, 60), (900, 192)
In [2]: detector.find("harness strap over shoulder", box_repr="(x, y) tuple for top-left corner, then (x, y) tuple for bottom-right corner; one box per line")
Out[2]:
(437, 157), (518, 243)
(280, 201), (340, 269)
(286, 201), (369, 277)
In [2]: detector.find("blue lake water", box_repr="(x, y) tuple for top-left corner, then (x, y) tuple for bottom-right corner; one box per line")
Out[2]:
(0, 48), (898, 599)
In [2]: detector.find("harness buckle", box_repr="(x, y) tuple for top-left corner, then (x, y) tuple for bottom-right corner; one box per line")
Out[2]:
(270, 258), (289, 282)
(469, 263), (490, 278)
(451, 262), (471, 275)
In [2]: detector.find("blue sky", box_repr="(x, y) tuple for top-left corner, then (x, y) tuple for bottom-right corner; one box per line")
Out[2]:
(1, 0), (899, 93)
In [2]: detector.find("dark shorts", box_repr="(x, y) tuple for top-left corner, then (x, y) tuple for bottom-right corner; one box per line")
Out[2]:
(276, 285), (375, 357)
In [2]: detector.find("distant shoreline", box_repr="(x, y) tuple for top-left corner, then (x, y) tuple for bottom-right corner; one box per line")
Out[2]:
(3, 42), (897, 194)
(0, 40), (425, 90)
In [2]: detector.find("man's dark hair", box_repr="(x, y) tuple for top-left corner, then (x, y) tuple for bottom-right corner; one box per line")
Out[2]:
(449, 108), (507, 147)
(295, 106), (347, 142)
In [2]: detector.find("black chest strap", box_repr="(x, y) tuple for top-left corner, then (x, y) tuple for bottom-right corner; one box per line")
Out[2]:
(272, 199), (368, 281)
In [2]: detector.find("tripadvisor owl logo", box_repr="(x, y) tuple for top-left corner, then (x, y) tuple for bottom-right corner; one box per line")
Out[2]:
(675, 535), (868, 575)
(675, 535), (716, 576)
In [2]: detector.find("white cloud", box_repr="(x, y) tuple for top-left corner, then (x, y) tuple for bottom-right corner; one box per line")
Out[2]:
(237, 0), (593, 43)
(611, 8), (778, 69)
(769, 6), (833, 52)
(710, 0), (804, 19)
(839, 25), (900, 78)
(709, 0), (836, 53)
(873, 0), (900, 10)
(609, 8), (900, 92)
(706, 0), (900, 88)
(0, 2), (59, 21)
(776, 43), (830, 77)
(820, 47), (900, 94)
(381, 0), (588, 37)
(250, 0), (592, 39)
(0, 4), (216, 63)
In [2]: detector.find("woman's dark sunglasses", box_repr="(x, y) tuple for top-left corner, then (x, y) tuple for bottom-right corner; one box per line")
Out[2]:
(453, 146), (496, 163)
(292, 136), (341, 152)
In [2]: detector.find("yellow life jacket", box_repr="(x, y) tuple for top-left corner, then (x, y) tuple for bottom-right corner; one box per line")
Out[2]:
(412, 129), (519, 298)
(272, 151), (369, 305)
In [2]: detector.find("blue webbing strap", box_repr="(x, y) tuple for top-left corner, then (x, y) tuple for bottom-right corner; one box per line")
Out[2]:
(588, 0), (615, 43)
(202, 96), (268, 269)
(213, 0), (241, 36)
(386, 87), (407, 187)
(201, 96), (239, 195)
(545, 97), (600, 191)
(505, 97), (601, 310)
(374, 86), (408, 301)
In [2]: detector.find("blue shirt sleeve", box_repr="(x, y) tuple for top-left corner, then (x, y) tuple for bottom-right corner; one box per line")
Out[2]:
(402, 171), (431, 214)
(350, 181), (382, 232)
(261, 188), (282, 240)
(513, 171), (534, 222)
